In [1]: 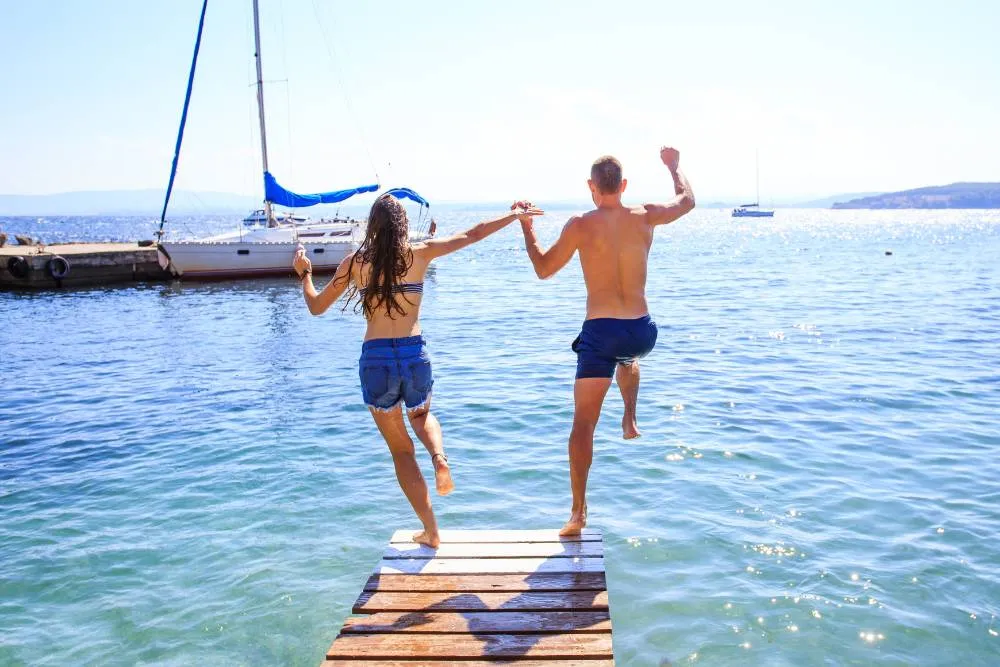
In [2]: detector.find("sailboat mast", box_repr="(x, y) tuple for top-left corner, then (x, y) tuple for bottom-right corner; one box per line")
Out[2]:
(755, 149), (760, 207)
(251, 0), (274, 224)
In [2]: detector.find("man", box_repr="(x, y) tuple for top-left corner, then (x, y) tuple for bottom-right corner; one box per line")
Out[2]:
(518, 146), (695, 535)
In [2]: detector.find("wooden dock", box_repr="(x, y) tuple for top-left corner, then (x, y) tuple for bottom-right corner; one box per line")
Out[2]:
(322, 529), (613, 666)
(0, 242), (172, 289)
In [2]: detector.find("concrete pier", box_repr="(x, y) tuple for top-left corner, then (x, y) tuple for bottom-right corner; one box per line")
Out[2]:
(0, 242), (172, 289)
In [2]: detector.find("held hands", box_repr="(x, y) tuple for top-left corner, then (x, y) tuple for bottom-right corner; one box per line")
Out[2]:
(510, 200), (545, 225)
(293, 243), (312, 278)
(660, 146), (681, 171)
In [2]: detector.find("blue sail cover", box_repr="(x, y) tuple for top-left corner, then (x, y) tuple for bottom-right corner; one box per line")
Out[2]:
(264, 171), (378, 208)
(384, 187), (430, 208)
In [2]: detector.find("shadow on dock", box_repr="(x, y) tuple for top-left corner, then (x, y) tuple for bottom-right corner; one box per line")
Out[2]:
(328, 530), (613, 663)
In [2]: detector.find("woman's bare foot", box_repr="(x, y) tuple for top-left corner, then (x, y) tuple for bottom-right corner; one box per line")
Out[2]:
(622, 415), (642, 440)
(412, 529), (440, 548)
(432, 453), (454, 496)
(559, 506), (588, 536)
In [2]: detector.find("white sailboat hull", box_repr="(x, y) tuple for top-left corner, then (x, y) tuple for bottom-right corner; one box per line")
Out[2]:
(158, 220), (432, 279)
(159, 239), (355, 278)
(158, 219), (359, 278)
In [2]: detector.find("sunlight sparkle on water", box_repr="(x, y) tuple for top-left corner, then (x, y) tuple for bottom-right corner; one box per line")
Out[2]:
(751, 542), (797, 558)
(4, 210), (1000, 666)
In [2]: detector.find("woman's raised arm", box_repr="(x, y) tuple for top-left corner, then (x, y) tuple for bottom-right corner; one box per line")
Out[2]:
(416, 204), (544, 260)
(294, 245), (354, 316)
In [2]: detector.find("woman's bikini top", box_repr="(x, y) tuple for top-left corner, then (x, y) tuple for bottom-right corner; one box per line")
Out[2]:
(359, 282), (424, 297)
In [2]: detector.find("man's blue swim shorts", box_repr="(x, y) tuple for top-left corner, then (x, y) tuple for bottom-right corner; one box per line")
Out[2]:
(571, 315), (658, 379)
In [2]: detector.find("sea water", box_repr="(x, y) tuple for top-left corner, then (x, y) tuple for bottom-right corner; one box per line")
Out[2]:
(1, 209), (999, 665)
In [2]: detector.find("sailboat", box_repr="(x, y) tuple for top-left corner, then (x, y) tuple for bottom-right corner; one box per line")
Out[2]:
(732, 151), (774, 218)
(156, 0), (430, 279)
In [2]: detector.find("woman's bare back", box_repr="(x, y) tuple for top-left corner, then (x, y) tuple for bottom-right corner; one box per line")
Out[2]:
(353, 244), (435, 340)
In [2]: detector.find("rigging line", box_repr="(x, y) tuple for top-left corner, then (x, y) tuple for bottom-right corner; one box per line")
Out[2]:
(278, 0), (295, 189)
(245, 1), (261, 204)
(247, 91), (257, 200)
(247, 70), (259, 202)
(158, 0), (209, 240)
(310, 0), (380, 184)
(285, 80), (294, 205)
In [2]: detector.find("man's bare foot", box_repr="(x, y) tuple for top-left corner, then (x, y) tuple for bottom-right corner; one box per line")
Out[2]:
(559, 506), (588, 536)
(432, 453), (454, 496)
(622, 415), (642, 440)
(412, 529), (440, 548)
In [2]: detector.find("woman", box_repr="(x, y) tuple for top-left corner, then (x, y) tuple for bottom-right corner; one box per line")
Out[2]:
(293, 195), (543, 547)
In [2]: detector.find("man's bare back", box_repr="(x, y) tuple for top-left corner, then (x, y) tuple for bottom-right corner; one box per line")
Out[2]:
(572, 205), (654, 320)
(519, 145), (695, 535)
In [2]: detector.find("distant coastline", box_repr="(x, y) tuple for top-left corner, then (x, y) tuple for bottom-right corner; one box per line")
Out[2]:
(4, 182), (1000, 216)
(0, 190), (595, 217)
(831, 182), (1000, 209)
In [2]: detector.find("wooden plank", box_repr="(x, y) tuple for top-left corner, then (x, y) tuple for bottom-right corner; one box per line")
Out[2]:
(340, 611), (611, 634)
(323, 661), (615, 666)
(321, 530), (614, 665)
(384, 541), (603, 560)
(376, 557), (605, 576)
(390, 529), (603, 544)
(364, 573), (607, 593)
(354, 591), (609, 614)
(327, 632), (614, 660)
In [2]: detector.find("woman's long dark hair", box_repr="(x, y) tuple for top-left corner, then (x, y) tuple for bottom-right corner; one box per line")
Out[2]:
(340, 194), (413, 319)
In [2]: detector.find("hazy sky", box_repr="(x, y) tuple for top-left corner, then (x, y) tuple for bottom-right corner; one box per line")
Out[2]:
(1, 0), (998, 203)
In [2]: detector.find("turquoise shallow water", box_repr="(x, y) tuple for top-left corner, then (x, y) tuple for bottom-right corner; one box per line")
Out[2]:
(2, 209), (999, 666)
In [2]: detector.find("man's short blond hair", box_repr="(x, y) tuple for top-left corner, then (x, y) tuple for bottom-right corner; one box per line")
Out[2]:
(590, 156), (623, 194)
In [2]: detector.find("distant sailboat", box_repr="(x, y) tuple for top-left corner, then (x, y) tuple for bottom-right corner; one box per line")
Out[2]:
(155, 0), (431, 279)
(732, 151), (774, 218)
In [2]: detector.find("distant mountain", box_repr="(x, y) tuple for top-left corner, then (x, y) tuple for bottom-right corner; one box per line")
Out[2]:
(793, 192), (884, 208)
(0, 189), (258, 216)
(831, 183), (1000, 209)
